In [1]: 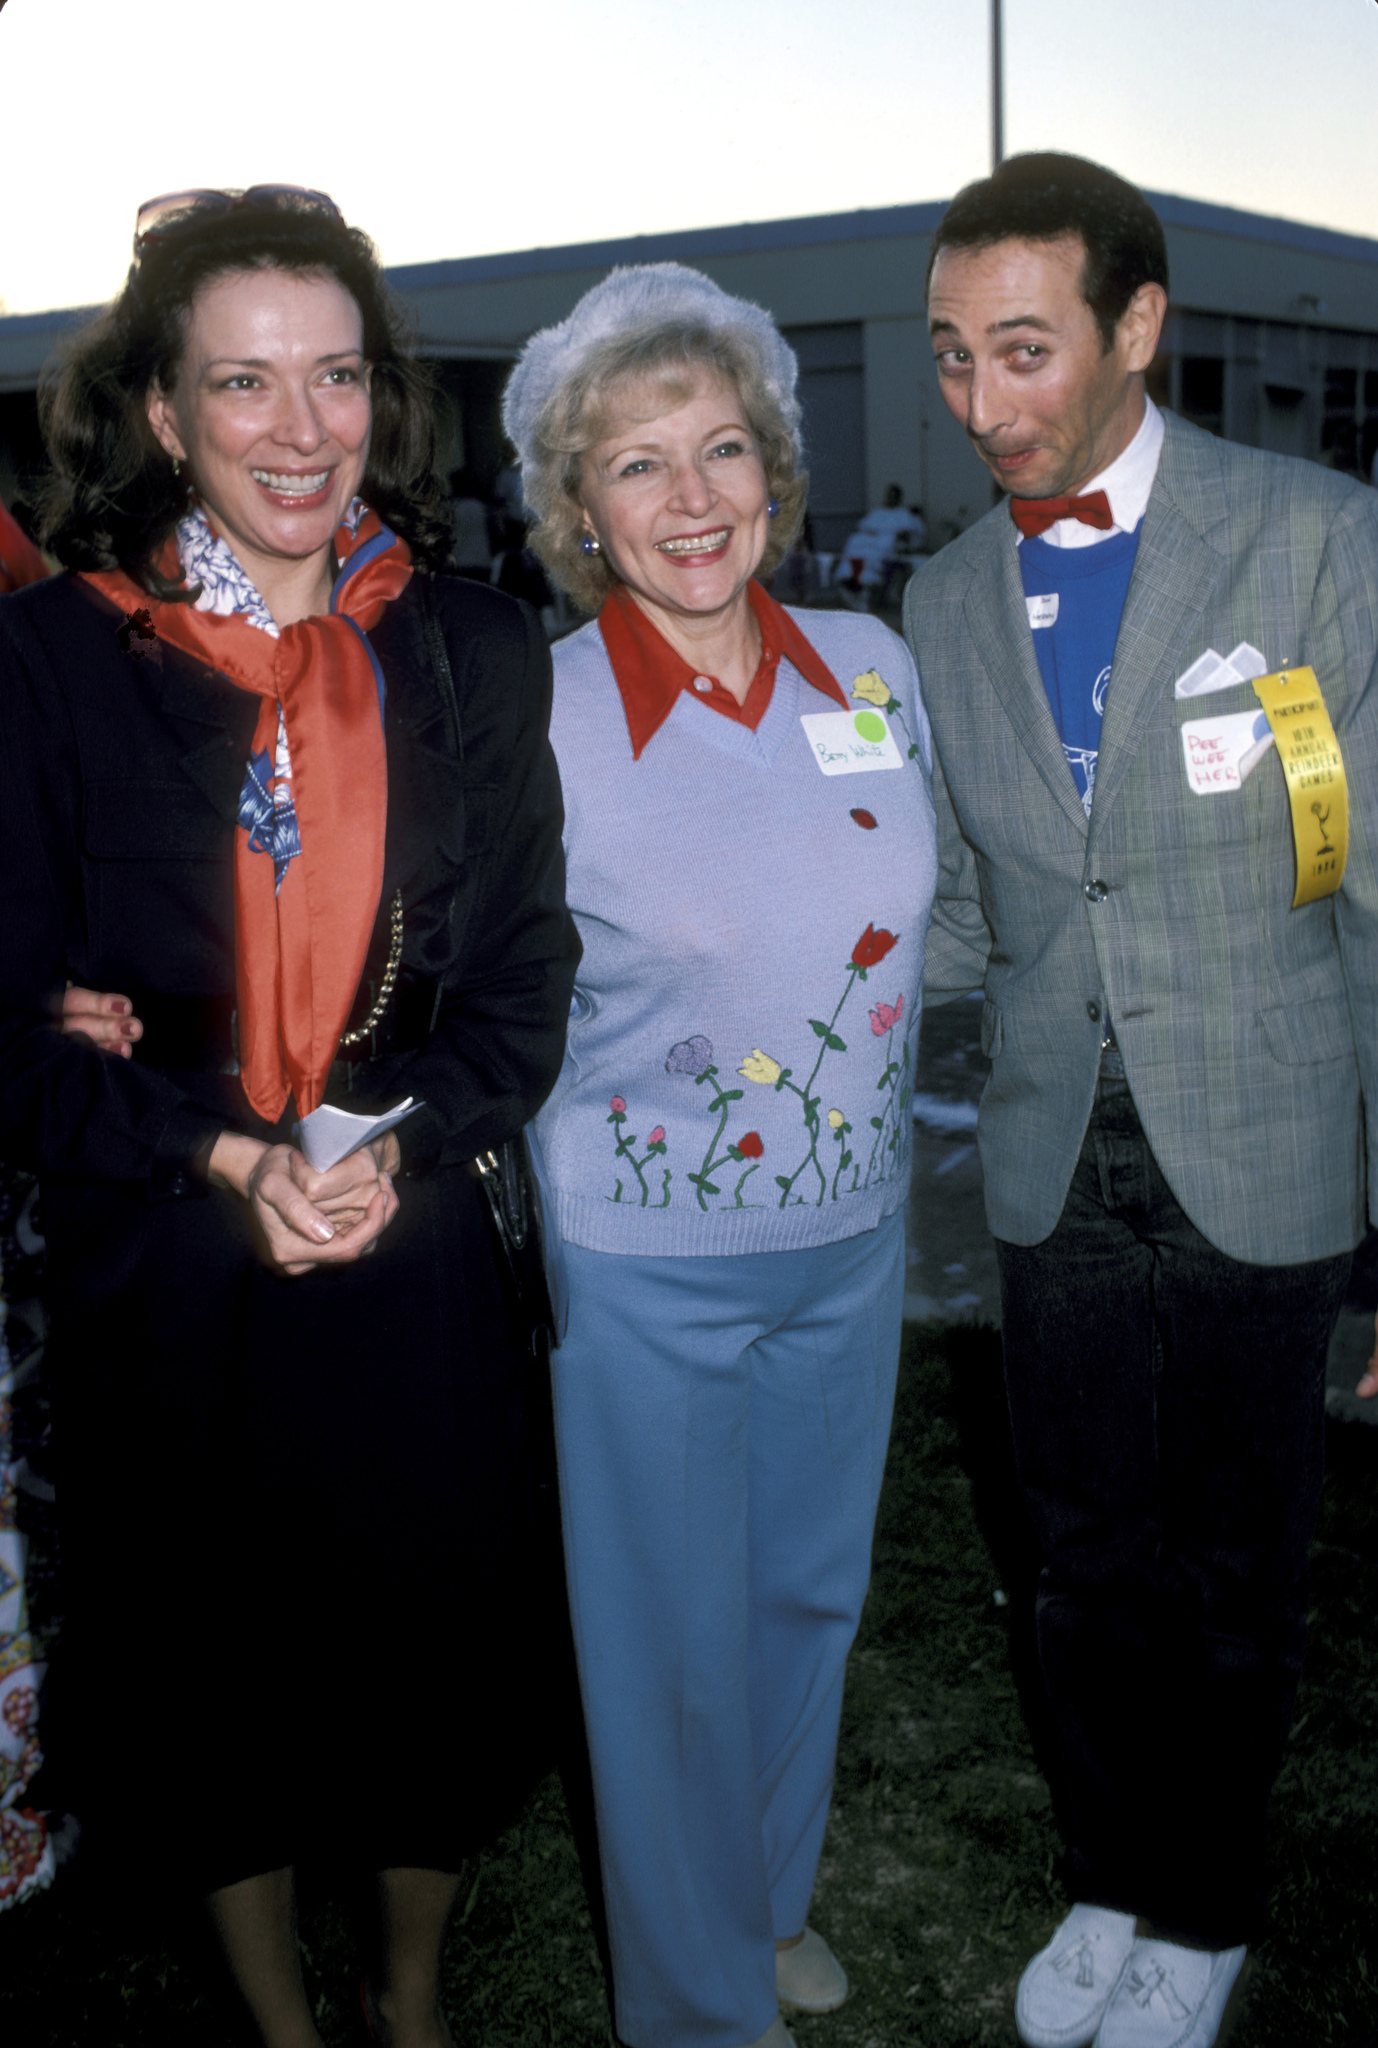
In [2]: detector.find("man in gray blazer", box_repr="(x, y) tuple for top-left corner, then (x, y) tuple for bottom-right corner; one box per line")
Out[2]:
(904, 153), (1378, 2048)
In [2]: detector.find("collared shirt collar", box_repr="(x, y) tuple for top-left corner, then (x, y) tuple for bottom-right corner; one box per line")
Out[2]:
(1017, 396), (1165, 550)
(598, 579), (848, 759)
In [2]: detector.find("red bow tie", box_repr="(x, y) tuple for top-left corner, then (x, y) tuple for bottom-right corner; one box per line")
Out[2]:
(1009, 489), (1114, 540)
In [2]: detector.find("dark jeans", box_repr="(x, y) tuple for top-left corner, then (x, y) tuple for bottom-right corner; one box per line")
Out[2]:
(996, 1074), (1350, 1948)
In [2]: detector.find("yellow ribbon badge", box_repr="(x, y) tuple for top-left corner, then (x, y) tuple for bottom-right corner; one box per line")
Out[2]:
(1251, 666), (1348, 906)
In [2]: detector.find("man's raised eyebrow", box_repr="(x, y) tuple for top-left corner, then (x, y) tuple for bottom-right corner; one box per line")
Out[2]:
(989, 314), (1057, 334)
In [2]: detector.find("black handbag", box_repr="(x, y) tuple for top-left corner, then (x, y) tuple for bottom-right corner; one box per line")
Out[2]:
(470, 1127), (568, 1360)
(419, 582), (568, 1360)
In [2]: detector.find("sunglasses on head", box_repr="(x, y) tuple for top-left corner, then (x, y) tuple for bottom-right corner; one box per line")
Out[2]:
(133, 185), (343, 256)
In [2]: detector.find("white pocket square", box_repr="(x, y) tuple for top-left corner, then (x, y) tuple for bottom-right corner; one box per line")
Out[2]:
(1173, 641), (1269, 699)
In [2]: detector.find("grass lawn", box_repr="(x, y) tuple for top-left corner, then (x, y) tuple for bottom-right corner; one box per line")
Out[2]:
(2, 1322), (1375, 2045)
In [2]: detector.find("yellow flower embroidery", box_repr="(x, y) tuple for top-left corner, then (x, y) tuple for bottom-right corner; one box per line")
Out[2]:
(739, 1049), (782, 1085)
(827, 1108), (845, 1129)
(851, 669), (892, 708)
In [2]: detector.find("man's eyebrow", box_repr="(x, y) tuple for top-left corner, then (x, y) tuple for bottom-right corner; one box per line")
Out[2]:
(989, 314), (1057, 334)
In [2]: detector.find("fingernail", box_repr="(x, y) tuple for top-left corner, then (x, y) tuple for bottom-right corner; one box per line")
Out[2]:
(120, 1020), (138, 1037)
(312, 1220), (335, 1242)
(112, 999), (131, 1016)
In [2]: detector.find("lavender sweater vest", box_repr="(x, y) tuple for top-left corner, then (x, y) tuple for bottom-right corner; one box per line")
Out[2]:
(535, 606), (939, 1256)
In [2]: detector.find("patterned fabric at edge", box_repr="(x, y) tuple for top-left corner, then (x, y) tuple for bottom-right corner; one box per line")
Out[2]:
(0, 1168), (56, 1910)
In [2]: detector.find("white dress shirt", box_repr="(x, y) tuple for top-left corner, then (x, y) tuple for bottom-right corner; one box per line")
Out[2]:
(1019, 396), (1165, 549)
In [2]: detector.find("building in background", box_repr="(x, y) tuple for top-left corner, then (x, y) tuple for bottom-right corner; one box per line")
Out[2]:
(3, 191), (1376, 554)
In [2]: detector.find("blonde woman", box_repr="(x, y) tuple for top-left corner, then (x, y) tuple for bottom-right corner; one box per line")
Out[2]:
(505, 264), (938, 2048)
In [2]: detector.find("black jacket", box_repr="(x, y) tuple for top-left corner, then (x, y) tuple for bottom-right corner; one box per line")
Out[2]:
(0, 570), (580, 1200)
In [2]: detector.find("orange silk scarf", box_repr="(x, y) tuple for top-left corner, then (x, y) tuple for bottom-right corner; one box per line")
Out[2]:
(83, 509), (412, 1122)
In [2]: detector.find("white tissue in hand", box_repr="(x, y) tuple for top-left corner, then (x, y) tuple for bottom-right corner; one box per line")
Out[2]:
(295, 1098), (422, 1173)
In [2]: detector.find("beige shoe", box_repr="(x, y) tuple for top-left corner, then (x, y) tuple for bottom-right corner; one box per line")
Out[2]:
(776, 1925), (850, 2014)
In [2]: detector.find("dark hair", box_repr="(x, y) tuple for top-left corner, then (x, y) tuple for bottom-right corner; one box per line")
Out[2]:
(35, 196), (452, 592)
(927, 153), (1169, 352)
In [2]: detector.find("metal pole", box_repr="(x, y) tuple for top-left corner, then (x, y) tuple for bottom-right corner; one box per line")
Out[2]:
(991, 0), (1004, 169)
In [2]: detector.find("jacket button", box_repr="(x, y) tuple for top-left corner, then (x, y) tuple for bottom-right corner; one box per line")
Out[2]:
(1084, 879), (1108, 902)
(1086, 1000), (1100, 1022)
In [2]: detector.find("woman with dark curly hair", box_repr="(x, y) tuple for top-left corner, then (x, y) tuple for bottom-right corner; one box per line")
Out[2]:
(0, 187), (578, 2047)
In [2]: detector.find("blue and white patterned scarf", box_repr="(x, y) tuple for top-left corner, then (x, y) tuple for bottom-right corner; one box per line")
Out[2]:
(174, 502), (370, 893)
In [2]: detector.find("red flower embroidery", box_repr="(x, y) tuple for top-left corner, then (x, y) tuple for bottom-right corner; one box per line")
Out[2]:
(736, 1131), (764, 1159)
(647, 1126), (665, 1145)
(850, 808), (878, 830)
(851, 924), (898, 968)
(609, 1095), (627, 1114)
(869, 994), (905, 1036)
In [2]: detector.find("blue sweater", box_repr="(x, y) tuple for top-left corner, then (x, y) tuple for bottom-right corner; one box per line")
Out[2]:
(536, 608), (939, 1255)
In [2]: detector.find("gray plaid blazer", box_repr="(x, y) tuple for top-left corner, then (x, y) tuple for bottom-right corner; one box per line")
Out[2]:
(903, 410), (1378, 1262)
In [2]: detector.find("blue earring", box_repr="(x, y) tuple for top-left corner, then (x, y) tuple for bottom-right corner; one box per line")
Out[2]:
(767, 497), (779, 518)
(581, 533), (601, 555)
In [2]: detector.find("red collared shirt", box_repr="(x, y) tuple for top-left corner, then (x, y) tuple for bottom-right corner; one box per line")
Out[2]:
(598, 579), (849, 759)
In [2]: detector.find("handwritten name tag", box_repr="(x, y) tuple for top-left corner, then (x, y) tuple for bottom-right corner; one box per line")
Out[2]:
(1181, 708), (1276, 793)
(1026, 593), (1059, 629)
(800, 708), (904, 775)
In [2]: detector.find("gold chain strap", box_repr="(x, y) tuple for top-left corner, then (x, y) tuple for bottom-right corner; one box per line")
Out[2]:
(338, 889), (404, 1048)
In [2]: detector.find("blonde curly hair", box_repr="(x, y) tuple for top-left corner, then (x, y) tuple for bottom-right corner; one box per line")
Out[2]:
(501, 264), (808, 612)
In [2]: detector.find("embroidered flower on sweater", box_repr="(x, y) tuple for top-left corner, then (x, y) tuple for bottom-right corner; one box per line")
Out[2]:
(606, 1096), (670, 1207)
(616, 929), (914, 1215)
(666, 1036), (715, 1077)
(852, 924), (898, 969)
(851, 667), (923, 763)
(851, 669), (892, 707)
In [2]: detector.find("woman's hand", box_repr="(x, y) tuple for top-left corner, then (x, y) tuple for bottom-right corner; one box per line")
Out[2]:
(207, 1131), (401, 1277)
(60, 985), (142, 1056)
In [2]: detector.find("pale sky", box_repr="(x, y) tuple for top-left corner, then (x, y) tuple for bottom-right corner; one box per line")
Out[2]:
(1, 0), (1376, 317)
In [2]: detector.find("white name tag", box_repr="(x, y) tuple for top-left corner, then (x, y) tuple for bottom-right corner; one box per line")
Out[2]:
(1174, 641), (1269, 699)
(1181, 708), (1276, 793)
(1026, 592), (1059, 630)
(800, 708), (904, 775)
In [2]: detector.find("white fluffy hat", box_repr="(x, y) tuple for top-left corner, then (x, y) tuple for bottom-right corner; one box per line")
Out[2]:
(501, 261), (801, 474)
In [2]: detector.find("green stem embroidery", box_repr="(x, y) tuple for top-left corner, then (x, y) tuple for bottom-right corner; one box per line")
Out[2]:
(830, 1118), (854, 1201)
(732, 1161), (760, 1206)
(607, 1104), (669, 1205)
(687, 1066), (745, 1209)
(774, 968), (861, 1207)
(885, 694), (923, 763)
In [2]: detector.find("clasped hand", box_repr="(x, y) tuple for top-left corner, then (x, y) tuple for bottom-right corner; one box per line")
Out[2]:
(60, 983), (402, 1277)
(207, 1130), (402, 1276)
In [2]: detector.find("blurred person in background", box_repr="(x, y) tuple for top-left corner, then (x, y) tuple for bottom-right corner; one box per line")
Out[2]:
(447, 465), (494, 581)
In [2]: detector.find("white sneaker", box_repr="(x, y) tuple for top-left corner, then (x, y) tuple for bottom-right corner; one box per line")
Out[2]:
(776, 1925), (849, 2013)
(1094, 1939), (1247, 2048)
(1016, 1905), (1137, 2048)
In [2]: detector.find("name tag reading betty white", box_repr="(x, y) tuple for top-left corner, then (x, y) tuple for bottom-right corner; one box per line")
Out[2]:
(800, 708), (904, 775)
(1180, 709), (1276, 793)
